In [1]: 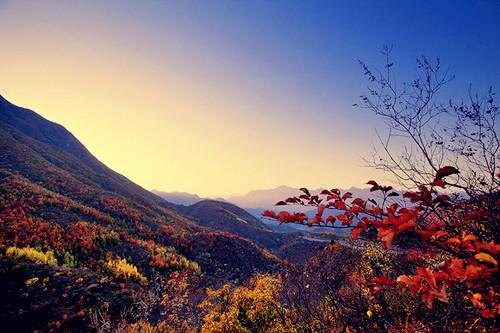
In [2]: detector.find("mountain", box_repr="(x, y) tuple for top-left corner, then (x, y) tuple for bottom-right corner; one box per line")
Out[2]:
(227, 185), (300, 209)
(0, 95), (281, 332)
(176, 199), (294, 250)
(152, 190), (203, 205)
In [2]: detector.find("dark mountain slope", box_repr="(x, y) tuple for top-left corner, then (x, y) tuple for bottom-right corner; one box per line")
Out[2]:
(184, 200), (272, 231)
(0, 95), (174, 211)
(177, 199), (293, 250)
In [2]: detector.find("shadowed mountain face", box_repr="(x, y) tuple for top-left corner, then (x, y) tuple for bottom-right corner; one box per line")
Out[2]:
(185, 200), (272, 231)
(0, 95), (282, 332)
(0, 95), (176, 214)
(176, 199), (295, 250)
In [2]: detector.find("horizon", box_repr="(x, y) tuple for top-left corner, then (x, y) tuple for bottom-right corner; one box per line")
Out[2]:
(153, 183), (377, 200)
(1, 1), (499, 197)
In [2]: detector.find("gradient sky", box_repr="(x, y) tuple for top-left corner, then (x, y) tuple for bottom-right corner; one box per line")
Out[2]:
(1, 1), (499, 197)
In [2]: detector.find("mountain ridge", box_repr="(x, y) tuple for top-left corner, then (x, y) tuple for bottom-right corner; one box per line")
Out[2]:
(0, 95), (282, 331)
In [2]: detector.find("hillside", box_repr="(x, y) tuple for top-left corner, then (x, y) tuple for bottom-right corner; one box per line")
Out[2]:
(176, 199), (294, 250)
(0, 95), (281, 332)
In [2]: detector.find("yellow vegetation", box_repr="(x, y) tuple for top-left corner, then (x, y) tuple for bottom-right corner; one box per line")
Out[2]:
(6, 246), (58, 266)
(133, 238), (201, 273)
(105, 257), (148, 286)
(25, 277), (39, 286)
(152, 245), (201, 273)
(200, 274), (286, 333)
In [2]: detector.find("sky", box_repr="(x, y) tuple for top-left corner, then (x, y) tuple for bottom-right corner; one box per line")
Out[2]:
(0, 0), (499, 197)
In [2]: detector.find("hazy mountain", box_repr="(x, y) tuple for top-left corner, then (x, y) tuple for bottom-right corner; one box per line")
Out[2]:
(228, 185), (385, 211)
(152, 190), (203, 205)
(227, 185), (300, 209)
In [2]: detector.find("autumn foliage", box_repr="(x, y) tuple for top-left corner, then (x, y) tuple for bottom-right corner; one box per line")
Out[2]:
(264, 166), (499, 322)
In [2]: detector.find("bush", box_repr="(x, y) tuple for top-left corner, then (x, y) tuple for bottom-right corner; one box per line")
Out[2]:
(6, 246), (58, 266)
(105, 257), (148, 285)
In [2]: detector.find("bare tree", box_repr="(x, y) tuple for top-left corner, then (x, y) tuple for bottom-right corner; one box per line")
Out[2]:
(357, 47), (499, 237)
(357, 46), (498, 196)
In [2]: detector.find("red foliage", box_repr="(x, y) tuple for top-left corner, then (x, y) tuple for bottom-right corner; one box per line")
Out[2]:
(264, 166), (499, 318)
(66, 221), (100, 253)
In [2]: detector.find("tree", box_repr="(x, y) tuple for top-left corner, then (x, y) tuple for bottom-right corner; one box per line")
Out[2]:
(264, 50), (499, 329)
(358, 46), (498, 237)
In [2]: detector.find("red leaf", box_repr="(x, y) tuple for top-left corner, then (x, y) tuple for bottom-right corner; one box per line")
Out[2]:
(275, 201), (287, 206)
(398, 220), (418, 232)
(435, 166), (459, 180)
(378, 228), (395, 249)
(470, 293), (485, 309)
(351, 227), (363, 239)
(326, 194), (339, 201)
(262, 210), (277, 219)
(293, 213), (308, 223)
(342, 192), (353, 200)
(337, 214), (351, 225)
(477, 241), (500, 256)
(334, 201), (347, 210)
(372, 275), (396, 286)
(431, 230), (448, 240)
(474, 252), (498, 266)
(480, 309), (497, 319)
(434, 194), (450, 203)
(351, 198), (365, 207)
(350, 206), (362, 214)
(431, 179), (446, 188)
(299, 187), (311, 197)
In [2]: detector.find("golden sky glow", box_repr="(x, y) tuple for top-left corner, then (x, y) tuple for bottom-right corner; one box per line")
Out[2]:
(0, 1), (388, 197)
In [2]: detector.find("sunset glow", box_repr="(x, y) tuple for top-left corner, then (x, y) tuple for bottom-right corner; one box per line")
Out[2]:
(1, 1), (498, 196)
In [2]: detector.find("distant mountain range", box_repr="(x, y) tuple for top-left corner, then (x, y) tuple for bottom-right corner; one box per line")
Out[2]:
(155, 185), (380, 211)
(227, 185), (380, 210)
(153, 185), (380, 235)
(152, 190), (204, 205)
(152, 184), (383, 237)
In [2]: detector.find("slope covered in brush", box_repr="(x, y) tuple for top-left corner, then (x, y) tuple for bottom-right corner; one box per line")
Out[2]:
(0, 95), (280, 332)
